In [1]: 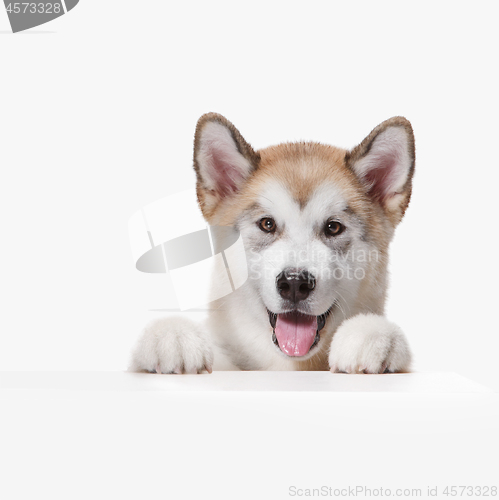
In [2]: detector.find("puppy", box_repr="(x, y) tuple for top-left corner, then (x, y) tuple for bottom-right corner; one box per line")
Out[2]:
(130, 113), (414, 374)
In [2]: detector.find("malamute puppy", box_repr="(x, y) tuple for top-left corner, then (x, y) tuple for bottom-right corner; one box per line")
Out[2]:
(131, 113), (415, 374)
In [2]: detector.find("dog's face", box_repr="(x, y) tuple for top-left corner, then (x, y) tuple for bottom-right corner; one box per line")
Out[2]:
(193, 114), (415, 360)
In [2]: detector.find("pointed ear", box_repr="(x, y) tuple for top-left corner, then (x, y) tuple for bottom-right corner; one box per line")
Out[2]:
(193, 113), (260, 219)
(345, 117), (415, 224)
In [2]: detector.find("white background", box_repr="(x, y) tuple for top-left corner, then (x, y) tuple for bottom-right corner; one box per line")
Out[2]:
(1, 2), (498, 390)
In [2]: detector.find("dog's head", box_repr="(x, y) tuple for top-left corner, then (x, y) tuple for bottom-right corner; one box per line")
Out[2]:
(193, 113), (415, 359)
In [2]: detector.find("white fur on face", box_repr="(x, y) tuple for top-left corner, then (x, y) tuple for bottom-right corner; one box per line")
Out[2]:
(241, 180), (374, 317)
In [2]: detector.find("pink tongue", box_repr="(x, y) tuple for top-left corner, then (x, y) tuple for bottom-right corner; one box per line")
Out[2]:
(274, 312), (318, 357)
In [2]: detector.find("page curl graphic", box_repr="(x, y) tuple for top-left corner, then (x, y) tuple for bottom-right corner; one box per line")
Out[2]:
(129, 190), (248, 311)
(3, 0), (79, 33)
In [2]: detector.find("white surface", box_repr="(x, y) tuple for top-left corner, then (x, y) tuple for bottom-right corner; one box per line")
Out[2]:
(0, 372), (498, 500)
(0, 370), (494, 393)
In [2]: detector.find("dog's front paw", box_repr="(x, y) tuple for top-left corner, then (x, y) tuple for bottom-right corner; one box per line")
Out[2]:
(328, 314), (411, 374)
(129, 317), (213, 374)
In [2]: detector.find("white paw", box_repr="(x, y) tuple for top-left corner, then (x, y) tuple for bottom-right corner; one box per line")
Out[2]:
(129, 317), (214, 374)
(328, 313), (412, 374)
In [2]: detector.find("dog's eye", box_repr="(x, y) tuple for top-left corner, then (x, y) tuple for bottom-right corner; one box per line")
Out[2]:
(259, 217), (276, 233)
(325, 220), (345, 237)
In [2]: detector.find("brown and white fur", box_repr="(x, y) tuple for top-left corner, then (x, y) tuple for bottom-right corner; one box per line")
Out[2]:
(130, 113), (415, 374)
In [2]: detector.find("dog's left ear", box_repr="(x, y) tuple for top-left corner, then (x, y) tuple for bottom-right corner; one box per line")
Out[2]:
(346, 117), (415, 224)
(193, 113), (260, 220)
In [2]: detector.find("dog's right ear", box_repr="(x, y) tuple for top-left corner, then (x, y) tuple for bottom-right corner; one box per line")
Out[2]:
(193, 113), (260, 219)
(346, 116), (415, 225)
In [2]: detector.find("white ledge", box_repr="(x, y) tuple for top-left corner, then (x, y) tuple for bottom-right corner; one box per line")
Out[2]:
(0, 370), (494, 393)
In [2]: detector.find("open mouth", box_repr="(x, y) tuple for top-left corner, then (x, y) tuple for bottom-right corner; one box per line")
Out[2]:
(267, 308), (332, 357)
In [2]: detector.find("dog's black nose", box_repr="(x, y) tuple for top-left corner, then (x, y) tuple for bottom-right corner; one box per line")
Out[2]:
(276, 268), (316, 303)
